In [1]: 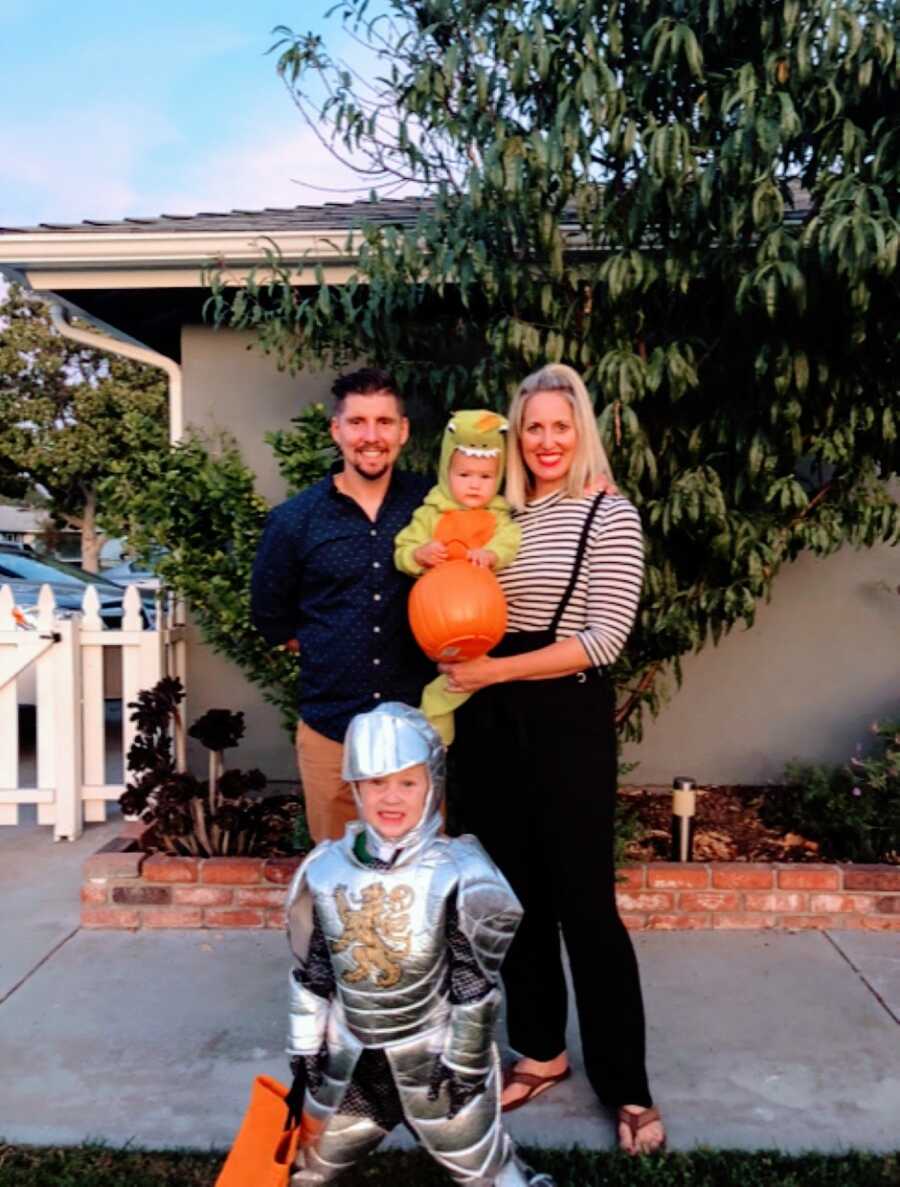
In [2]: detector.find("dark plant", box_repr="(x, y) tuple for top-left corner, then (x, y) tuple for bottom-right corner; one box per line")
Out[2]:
(188, 708), (246, 753)
(762, 717), (900, 863)
(120, 677), (302, 857)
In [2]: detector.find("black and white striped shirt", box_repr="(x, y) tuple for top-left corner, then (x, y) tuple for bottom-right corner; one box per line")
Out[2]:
(498, 491), (645, 668)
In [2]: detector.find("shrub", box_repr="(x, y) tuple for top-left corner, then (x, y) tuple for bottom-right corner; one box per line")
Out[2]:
(762, 717), (900, 863)
(119, 678), (301, 857)
(101, 432), (304, 732)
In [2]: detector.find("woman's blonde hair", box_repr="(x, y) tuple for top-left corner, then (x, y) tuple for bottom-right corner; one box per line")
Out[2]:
(505, 363), (614, 510)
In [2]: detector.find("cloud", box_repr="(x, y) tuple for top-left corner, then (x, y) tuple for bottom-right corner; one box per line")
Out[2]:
(145, 111), (419, 218)
(134, 25), (423, 218)
(0, 23), (421, 230)
(0, 100), (419, 230)
(0, 105), (177, 227)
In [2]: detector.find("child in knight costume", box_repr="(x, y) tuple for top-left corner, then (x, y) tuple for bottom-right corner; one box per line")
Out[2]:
(284, 702), (553, 1186)
(394, 411), (521, 745)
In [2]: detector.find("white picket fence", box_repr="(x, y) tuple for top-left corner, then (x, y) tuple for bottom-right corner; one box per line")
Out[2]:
(0, 582), (186, 840)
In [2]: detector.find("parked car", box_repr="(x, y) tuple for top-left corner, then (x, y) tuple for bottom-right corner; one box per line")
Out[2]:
(0, 546), (155, 628)
(102, 549), (165, 591)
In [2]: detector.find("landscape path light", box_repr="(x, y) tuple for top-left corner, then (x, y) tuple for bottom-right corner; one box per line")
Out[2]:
(671, 776), (697, 862)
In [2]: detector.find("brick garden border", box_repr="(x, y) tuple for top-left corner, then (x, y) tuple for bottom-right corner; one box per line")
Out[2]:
(82, 836), (900, 931)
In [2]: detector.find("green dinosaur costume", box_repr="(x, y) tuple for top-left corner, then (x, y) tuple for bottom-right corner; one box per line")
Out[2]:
(394, 410), (521, 745)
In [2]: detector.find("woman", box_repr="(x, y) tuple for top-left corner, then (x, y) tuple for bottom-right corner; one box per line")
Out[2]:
(443, 363), (665, 1155)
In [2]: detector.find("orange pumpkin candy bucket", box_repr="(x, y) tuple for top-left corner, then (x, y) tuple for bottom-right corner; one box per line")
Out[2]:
(215, 1075), (301, 1187)
(408, 559), (507, 662)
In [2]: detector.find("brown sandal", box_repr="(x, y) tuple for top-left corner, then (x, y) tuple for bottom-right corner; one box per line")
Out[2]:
(617, 1105), (666, 1154)
(500, 1064), (572, 1113)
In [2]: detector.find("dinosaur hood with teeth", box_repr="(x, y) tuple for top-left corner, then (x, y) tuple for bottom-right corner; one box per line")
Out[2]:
(393, 408), (520, 579)
(435, 409), (509, 504)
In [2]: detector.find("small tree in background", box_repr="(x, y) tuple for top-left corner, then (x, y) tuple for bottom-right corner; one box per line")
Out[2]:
(204, 0), (899, 737)
(102, 432), (301, 727)
(0, 284), (167, 570)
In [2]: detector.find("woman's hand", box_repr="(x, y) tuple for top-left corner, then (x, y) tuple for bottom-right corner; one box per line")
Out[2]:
(585, 474), (619, 497)
(439, 655), (502, 693)
(467, 548), (497, 569)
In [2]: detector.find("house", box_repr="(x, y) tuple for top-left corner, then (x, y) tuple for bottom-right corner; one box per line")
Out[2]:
(0, 503), (111, 563)
(0, 201), (896, 784)
(0, 504), (53, 550)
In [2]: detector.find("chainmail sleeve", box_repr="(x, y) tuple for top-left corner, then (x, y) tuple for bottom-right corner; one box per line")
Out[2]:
(286, 861), (333, 1058)
(296, 905), (336, 999)
(446, 893), (494, 1004)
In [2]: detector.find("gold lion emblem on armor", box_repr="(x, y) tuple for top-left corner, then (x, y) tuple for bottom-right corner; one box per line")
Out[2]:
(332, 883), (414, 989)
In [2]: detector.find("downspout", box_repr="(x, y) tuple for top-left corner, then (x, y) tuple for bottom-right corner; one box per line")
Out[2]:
(48, 303), (183, 443)
(48, 302), (189, 770)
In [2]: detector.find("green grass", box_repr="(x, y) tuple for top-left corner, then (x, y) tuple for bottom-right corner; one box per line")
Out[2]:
(0, 1145), (898, 1187)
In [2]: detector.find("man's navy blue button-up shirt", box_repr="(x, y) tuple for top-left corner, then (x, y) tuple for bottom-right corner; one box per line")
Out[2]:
(251, 468), (434, 743)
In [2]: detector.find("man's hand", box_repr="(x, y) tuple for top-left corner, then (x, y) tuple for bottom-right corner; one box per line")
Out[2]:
(467, 548), (497, 569)
(414, 540), (449, 568)
(280, 638), (300, 654)
(285, 1055), (308, 1126)
(427, 1057), (487, 1118)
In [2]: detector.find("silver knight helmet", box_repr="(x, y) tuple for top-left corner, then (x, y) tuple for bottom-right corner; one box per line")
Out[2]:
(342, 702), (445, 858)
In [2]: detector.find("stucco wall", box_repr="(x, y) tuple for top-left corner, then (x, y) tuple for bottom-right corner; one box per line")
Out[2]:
(180, 325), (899, 783)
(621, 539), (899, 785)
(180, 326), (334, 776)
(181, 325), (334, 504)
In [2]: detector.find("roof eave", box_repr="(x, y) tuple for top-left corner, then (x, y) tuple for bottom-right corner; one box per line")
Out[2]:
(0, 227), (362, 291)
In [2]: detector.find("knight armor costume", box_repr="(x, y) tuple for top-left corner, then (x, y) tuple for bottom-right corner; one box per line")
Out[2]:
(285, 702), (554, 1186)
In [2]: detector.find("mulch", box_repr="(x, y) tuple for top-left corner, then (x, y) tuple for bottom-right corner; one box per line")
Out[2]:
(621, 785), (824, 863)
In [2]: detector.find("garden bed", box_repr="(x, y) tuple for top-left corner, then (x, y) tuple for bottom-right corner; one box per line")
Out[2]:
(621, 785), (827, 863)
(81, 827), (900, 933)
(621, 782), (898, 865)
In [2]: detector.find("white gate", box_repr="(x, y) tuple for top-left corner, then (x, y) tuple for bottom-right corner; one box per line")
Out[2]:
(0, 583), (186, 840)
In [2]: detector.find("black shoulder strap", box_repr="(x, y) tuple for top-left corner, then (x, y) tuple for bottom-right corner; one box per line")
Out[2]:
(549, 492), (606, 634)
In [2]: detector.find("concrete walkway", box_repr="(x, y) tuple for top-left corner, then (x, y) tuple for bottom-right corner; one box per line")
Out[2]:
(1, 811), (898, 1154)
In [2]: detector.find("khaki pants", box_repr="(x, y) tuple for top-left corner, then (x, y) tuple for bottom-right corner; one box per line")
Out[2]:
(295, 721), (357, 843)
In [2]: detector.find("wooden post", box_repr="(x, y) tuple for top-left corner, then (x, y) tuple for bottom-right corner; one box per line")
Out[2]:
(81, 586), (107, 823)
(35, 586), (58, 829)
(171, 596), (188, 772)
(120, 586), (145, 781)
(52, 615), (84, 842)
(0, 586), (20, 825)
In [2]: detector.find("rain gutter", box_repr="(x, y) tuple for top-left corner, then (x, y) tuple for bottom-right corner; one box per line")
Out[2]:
(49, 303), (183, 443)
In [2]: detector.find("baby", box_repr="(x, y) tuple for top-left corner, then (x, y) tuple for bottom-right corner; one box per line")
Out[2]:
(284, 702), (553, 1186)
(394, 411), (521, 744)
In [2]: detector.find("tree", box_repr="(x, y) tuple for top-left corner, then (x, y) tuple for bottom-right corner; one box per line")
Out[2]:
(101, 431), (301, 729)
(206, 0), (899, 737)
(0, 284), (168, 570)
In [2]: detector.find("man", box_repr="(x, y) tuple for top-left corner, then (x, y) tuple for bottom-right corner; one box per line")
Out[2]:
(251, 368), (433, 842)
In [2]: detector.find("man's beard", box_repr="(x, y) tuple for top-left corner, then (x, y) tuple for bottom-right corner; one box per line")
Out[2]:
(349, 458), (391, 482)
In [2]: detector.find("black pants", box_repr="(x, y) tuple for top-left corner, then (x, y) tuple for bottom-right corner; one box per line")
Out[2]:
(452, 644), (652, 1109)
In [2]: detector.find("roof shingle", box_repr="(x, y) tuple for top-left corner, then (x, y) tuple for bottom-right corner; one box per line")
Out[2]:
(0, 197), (435, 236)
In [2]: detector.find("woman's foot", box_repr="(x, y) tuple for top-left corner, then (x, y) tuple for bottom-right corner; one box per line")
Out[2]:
(617, 1104), (666, 1155)
(500, 1052), (570, 1111)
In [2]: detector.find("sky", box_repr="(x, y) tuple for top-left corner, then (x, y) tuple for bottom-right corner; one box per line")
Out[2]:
(0, 0), (387, 228)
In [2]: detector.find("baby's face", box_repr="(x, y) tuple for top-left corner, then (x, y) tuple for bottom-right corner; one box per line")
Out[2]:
(447, 451), (499, 508)
(357, 763), (429, 839)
